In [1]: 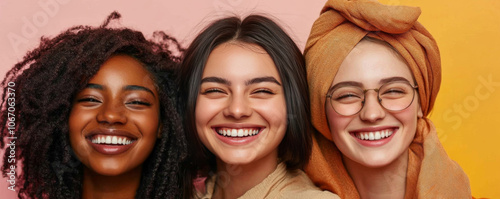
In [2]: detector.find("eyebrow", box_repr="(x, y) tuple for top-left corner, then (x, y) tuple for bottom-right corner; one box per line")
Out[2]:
(328, 76), (413, 92)
(246, 76), (281, 86)
(201, 77), (230, 86)
(328, 81), (363, 93)
(86, 83), (104, 90)
(84, 84), (156, 98)
(378, 76), (412, 85)
(200, 76), (282, 86)
(124, 85), (156, 98)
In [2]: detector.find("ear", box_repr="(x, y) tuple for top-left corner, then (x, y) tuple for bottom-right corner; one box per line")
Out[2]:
(417, 106), (423, 118)
(157, 123), (163, 138)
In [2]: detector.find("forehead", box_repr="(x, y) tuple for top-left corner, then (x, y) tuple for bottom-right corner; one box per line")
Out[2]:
(332, 40), (414, 86)
(202, 42), (280, 80)
(89, 55), (156, 88)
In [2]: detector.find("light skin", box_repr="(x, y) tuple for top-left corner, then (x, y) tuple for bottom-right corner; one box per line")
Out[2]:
(69, 55), (160, 199)
(195, 42), (287, 199)
(325, 40), (423, 199)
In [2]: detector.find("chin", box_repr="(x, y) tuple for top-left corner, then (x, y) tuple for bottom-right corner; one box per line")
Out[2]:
(87, 160), (129, 176)
(359, 157), (395, 168)
(217, 151), (256, 165)
(352, 150), (405, 168)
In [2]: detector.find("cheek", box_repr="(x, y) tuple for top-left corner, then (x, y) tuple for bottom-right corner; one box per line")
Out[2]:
(134, 107), (161, 139)
(68, 107), (95, 161)
(325, 106), (350, 137)
(396, 104), (420, 138)
(194, 97), (222, 146)
(69, 107), (94, 133)
(254, 97), (287, 127)
(195, 97), (220, 126)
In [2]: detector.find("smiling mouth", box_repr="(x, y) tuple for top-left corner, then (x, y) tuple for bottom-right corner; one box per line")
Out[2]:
(87, 135), (137, 145)
(215, 128), (261, 138)
(352, 129), (395, 141)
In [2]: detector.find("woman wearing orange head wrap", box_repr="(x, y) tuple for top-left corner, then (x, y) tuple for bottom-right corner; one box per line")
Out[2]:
(304, 0), (471, 198)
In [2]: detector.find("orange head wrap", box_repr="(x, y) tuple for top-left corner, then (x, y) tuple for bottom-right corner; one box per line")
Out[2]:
(304, 0), (471, 198)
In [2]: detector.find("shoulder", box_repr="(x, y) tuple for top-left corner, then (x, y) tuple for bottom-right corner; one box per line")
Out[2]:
(277, 169), (340, 199)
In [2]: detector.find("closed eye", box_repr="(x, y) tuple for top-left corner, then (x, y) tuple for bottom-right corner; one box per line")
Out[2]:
(126, 100), (151, 106)
(77, 97), (101, 103)
(335, 93), (361, 100)
(383, 89), (406, 95)
(252, 88), (274, 95)
(201, 88), (226, 94)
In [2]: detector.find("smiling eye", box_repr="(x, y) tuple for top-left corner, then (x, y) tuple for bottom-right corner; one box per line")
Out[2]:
(201, 88), (227, 99)
(384, 88), (405, 94)
(336, 93), (361, 100)
(252, 88), (274, 95)
(380, 88), (408, 99)
(77, 97), (101, 103)
(201, 88), (226, 95)
(126, 100), (151, 106)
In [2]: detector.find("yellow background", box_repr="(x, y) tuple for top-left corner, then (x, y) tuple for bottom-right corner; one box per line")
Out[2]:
(378, 0), (500, 198)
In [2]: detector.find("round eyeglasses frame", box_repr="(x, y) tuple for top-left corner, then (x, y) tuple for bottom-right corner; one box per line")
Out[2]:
(326, 81), (418, 116)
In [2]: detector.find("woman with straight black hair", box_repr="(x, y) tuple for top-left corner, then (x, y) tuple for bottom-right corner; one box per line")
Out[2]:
(179, 15), (339, 199)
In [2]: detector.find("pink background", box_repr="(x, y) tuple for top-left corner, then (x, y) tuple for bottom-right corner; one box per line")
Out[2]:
(0, 0), (325, 197)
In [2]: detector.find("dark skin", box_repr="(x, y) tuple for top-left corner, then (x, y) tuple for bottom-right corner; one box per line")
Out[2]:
(69, 55), (160, 198)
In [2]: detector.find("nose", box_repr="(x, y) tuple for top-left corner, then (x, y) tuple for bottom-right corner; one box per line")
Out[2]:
(222, 94), (252, 119)
(359, 91), (385, 123)
(97, 101), (127, 125)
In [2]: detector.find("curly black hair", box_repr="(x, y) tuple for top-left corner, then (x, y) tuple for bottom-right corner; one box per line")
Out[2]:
(0, 12), (187, 199)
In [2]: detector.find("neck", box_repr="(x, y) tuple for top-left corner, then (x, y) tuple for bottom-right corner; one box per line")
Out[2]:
(343, 151), (408, 199)
(82, 166), (142, 199)
(212, 150), (279, 199)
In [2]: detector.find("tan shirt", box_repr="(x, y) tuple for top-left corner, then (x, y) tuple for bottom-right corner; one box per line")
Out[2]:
(197, 163), (340, 199)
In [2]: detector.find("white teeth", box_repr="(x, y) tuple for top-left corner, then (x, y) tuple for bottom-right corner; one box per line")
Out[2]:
(356, 129), (394, 141)
(91, 135), (133, 145)
(217, 128), (260, 137)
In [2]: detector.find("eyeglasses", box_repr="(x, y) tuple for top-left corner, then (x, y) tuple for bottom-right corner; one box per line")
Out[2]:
(326, 80), (418, 116)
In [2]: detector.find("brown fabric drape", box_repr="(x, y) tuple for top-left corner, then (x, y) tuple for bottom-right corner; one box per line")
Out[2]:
(304, 0), (471, 198)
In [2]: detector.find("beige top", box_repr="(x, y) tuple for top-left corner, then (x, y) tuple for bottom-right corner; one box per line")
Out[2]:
(197, 163), (340, 199)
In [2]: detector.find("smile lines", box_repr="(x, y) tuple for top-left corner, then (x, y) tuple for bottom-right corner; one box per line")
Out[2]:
(216, 128), (260, 138)
(90, 135), (135, 145)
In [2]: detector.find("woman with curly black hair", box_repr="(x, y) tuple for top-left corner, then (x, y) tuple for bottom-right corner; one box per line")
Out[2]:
(0, 12), (186, 199)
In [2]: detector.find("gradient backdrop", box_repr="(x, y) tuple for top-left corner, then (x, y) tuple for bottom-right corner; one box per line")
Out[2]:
(0, 0), (498, 198)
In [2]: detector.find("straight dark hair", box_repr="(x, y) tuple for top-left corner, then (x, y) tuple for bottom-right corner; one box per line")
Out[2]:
(178, 14), (312, 198)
